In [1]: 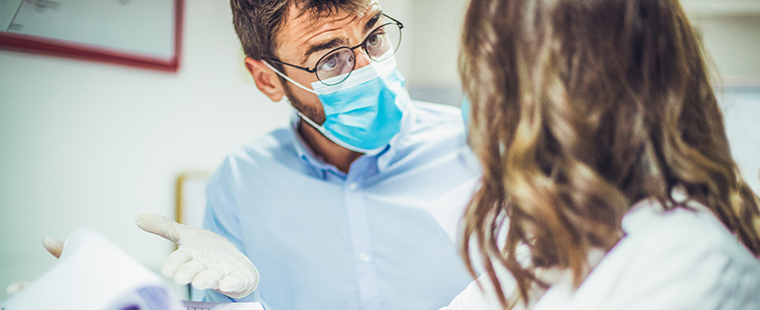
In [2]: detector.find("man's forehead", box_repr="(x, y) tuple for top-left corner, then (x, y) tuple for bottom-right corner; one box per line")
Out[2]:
(288, 1), (374, 28)
(275, 1), (379, 52)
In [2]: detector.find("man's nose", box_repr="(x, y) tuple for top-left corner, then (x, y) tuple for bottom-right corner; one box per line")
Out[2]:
(353, 47), (373, 70)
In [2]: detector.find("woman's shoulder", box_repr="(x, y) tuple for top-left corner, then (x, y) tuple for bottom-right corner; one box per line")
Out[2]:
(621, 199), (755, 263)
(564, 199), (760, 309)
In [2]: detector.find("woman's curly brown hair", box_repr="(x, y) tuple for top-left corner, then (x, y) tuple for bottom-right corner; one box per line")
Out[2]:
(459, 0), (760, 308)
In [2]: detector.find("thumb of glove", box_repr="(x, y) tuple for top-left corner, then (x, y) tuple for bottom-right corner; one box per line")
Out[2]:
(135, 213), (196, 244)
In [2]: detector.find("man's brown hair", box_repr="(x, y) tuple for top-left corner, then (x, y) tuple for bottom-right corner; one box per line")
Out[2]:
(230, 0), (369, 71)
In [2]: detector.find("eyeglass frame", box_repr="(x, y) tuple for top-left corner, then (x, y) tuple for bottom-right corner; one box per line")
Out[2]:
(265, 13), (404, 85)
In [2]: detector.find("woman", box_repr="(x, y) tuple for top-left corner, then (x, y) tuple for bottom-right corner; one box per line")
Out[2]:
(445, 0), (760, 309)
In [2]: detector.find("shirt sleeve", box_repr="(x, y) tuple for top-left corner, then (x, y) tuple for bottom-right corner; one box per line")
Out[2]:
(202, 166), (244, 251)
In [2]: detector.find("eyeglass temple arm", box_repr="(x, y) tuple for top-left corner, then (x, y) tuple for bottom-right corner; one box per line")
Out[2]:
(265, 58), (317, 73)
(382, 13), (404, 29)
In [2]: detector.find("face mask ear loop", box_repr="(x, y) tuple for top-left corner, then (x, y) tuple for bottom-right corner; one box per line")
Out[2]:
(263, 61), (324, 129)
(294, 109), (324, 131)
(263, 61), (318, 95)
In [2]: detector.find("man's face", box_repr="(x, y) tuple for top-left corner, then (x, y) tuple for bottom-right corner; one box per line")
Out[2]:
(274, 1), (383, 124)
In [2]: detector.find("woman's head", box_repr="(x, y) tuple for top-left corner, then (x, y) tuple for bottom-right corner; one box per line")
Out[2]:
(459, 0), (760, 307)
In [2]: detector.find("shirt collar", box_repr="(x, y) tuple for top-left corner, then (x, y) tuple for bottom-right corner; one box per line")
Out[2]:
(377, 92), (415, 171)
(289, 112), (345, 179)
(288, 91), (416, 179)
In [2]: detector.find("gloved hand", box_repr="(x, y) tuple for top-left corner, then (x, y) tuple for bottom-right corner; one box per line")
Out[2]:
(135, 213), (259, 299)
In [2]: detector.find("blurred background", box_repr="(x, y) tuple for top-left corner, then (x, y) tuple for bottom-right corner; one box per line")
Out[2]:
(1, 0), (759, 301)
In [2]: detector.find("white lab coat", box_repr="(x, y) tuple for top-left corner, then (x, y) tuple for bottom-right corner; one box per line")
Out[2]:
(441, 198), (760, 310)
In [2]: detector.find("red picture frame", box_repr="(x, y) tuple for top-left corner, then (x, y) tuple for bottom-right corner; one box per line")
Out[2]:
(0, 0), (183, 72)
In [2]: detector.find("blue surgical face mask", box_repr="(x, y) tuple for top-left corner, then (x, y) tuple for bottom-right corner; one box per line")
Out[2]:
(265, 57), (407, 154)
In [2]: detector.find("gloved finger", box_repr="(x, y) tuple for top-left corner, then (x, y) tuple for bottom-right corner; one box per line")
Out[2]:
(174, 261), (206, 285)
(135, 213), (194, 244)
(191, 269), (224, 290)
(6, 281), (31, 295)
(42, 236), (64, 259)
(218, 274), (247, 294)
(162, 249), (193, 277)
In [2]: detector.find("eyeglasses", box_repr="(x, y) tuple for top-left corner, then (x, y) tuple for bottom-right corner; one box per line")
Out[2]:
(267, 13), (403, 86)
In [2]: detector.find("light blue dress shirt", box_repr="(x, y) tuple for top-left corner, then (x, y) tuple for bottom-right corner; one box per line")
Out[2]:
(201, 100), (481, 310)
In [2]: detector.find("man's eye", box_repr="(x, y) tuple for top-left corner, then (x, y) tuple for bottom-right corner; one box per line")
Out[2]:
(367, 32), (385, 47)
(320, 54), (338, 71)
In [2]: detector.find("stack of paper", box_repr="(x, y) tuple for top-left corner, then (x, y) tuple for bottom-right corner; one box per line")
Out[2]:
(2, 227), (262, 310)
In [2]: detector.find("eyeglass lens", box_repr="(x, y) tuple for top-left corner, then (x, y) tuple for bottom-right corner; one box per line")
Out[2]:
(315, 22), (402, 85)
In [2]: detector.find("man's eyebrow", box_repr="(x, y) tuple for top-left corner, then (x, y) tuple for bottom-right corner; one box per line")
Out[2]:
(363, 11), (382, 34)
(299, 10), (382, 65)
(302, 37), (347, 65)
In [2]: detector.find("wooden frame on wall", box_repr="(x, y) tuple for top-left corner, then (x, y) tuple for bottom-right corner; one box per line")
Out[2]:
(175, 171), (211, 228)
(0, 0), (184, 72)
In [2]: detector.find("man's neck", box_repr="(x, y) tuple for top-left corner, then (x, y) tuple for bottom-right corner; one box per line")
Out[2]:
(297, 120), (363, 173)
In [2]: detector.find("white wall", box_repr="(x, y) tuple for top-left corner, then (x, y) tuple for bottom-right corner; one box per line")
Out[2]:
(379, 0), (413, 77)
(405, 0), (469, 105)
(686, 9), (760, 193)
(404, 0), (760, 101)
(692, 15), (760, 82)
(721, 92), (760, 195)
(0, 0), (292, 300)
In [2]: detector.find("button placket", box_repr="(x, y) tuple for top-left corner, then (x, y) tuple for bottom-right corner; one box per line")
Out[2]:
(344, 157), (381, 310)
(358, 252), (371, 262)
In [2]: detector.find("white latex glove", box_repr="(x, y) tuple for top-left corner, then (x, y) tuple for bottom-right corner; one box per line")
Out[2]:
(135, 213), (259, 299)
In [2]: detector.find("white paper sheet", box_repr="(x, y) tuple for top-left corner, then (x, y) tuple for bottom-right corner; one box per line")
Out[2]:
(181, 300), (264, 310)
(2, 227), (183, 310)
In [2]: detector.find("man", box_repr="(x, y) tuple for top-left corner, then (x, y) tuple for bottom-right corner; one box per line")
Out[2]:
(3, 0), (477, 309)
(163, 0), (480, 308)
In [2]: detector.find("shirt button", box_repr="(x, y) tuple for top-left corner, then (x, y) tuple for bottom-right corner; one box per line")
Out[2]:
(358, 252), (371, 262)
(349, 182), (358, 191)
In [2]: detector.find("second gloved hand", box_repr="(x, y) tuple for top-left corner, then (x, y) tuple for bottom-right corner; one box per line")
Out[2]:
(135, 213), (259, 299)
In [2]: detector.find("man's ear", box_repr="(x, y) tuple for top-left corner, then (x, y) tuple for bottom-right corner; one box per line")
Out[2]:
(245, 57), (285, 102)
